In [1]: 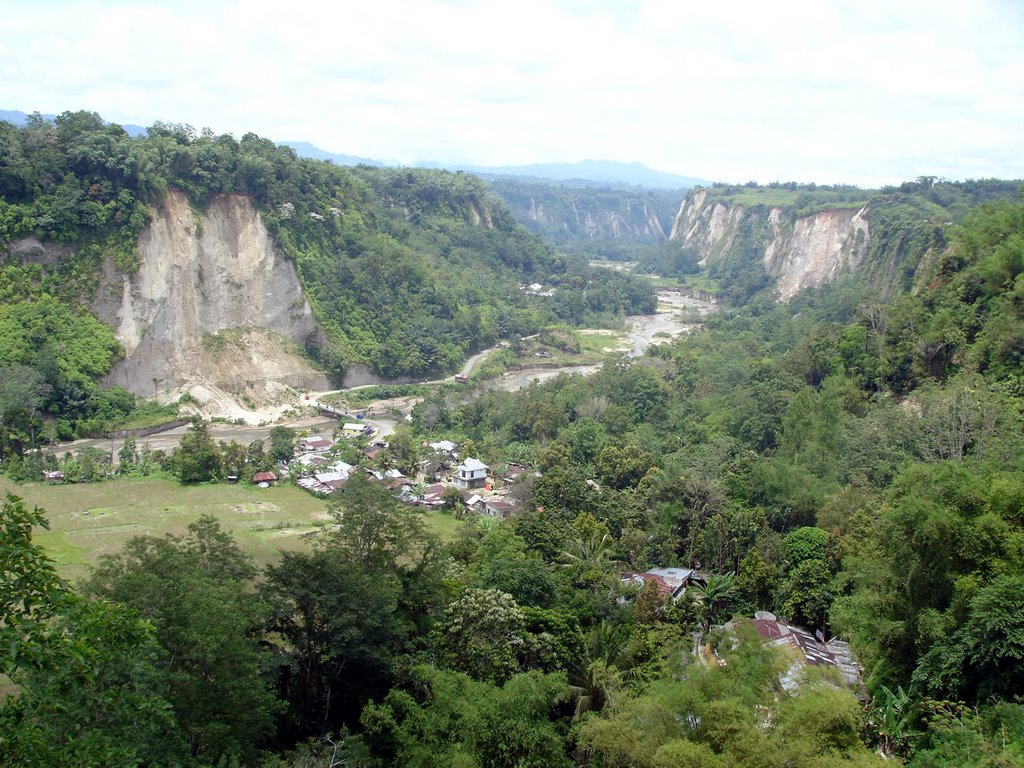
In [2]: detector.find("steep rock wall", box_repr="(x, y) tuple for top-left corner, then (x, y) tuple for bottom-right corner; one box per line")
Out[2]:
(670, 190), (870, 300)
(90, 190), (328, 395)
(764, 207), (870, 300)
(525, 197), (669, 240)
(669, 189), (747, 263)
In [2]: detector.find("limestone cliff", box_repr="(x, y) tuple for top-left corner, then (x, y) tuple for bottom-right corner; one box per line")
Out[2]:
(90, 190), (329, 397)
(670, 189), (870, 300)
(525, 197), (670, 240)
(486, 178), (679, 245)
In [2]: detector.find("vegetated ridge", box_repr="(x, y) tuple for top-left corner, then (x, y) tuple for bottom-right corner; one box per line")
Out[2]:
(0, 110), (655, 438)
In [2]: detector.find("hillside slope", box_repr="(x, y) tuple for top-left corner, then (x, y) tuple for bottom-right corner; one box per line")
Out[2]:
(664, 180), (1022, 303)
(0, 110), (655, 435)
(671, 189), (870, 300)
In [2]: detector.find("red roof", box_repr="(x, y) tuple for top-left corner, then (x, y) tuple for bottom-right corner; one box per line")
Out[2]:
(640, 573), (674, 598)
(303, 437), (334, 450)
(253, 471), (278, 483)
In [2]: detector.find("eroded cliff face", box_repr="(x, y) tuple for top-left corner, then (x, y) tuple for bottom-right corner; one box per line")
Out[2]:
(670, 190), (747, 263)
(764, 206), (870, 300)
(525, 197), (669, 240)
(90, 190), (329, 397)
(670, 190), (870, 300)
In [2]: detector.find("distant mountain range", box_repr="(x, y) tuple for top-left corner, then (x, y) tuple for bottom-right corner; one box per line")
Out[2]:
(278, 141), (385, 168)
(1, 109), (707, 189)
(414, 159), (709, 189)
(279, 144), (708, 189)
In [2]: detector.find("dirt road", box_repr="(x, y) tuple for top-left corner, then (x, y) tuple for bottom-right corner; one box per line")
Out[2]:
(54, 290), (714, 462)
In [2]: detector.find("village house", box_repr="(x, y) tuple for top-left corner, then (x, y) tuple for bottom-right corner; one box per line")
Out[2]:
(453, 457), (489, 489)
(420, 456), (452, 482)
(501, 463), (530, 485)
(297, 476), (332, 495)
(620, 571), (676, 599)
(620, 567), (701, 600)
(252, 471), (278, 486)
(299, 436), (334, 453)
(482, 497), (517, 519)
(313, 469), (351, 491)
(733, 613), (865, 694)
(428, 440), (458, 455)
(462, 492), (484, 513)
(416, 483), (449, 509)
(294, 453), (330, 469)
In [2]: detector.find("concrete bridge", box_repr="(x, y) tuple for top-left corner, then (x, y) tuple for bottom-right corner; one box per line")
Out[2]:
(314, 402), (350, 420)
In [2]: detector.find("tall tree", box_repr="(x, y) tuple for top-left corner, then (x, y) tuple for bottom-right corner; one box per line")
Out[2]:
(268, 425), (296, 464)
(319, 471), (429, 573)
(85, 516), (278, 764)
(1, 494), (179, 767)
(170, 417), (222, 483)
(262, 549), (403, 740)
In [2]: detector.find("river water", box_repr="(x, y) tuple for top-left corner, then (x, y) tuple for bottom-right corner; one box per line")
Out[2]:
(488, 289), (715, 392)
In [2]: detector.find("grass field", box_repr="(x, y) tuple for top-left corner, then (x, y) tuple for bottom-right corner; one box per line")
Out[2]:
(703, 187), (870, 212)
(576, 328), (630, 357)
(2, 476), (467, 583)
(675, 275), (721, 295)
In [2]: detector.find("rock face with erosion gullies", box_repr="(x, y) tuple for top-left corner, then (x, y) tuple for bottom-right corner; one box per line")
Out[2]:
(525, 197), (669, 240)
(90, 190), (329, 397)
(670, 189), (870, 300)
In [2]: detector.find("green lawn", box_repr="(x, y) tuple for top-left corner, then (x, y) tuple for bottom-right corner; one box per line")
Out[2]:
(676, 274), (721, 295)
(703, 187), (870, 212)
(424, 509), (470, 541)
(577, 328), (630, 356)
(2, 476), (466, 583)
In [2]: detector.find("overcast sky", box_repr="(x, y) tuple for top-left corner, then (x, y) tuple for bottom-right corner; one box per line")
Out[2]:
(2, 0), (1021, 187)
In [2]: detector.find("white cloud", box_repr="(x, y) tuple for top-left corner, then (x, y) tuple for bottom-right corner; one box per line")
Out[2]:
(0, 0), (1021, 185)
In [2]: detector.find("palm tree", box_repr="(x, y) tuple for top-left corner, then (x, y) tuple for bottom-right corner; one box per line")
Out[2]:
(557, 533), (623, 591)
(568, 621), (641, 718)
(692, 572), (735, 631)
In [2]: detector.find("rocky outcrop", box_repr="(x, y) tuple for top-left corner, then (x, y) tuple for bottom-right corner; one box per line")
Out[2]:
(90, 190), (328, 396)
(670, 190), (748, 263)
(670, 190), (871, 300)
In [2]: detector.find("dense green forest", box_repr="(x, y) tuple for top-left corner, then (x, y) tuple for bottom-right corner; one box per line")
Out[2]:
(4, 164), (1024, 765)
(0, 111), (654, 453)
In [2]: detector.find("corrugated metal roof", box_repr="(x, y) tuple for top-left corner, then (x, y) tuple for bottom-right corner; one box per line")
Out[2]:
(646, 567), (695, 588)
(751, 618), (864, 685)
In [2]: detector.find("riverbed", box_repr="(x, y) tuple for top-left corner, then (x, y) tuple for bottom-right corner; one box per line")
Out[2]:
(54, 290), (714, 460)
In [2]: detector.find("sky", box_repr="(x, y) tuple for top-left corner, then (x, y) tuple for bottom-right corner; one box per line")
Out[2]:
(1, 0), (1022, 187)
